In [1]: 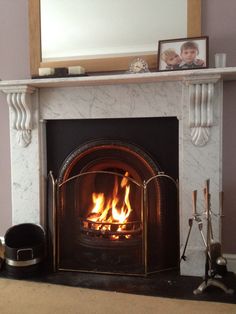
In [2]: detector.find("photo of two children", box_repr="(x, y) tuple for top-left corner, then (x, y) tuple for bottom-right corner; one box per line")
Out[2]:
(158, 37), (208, 71)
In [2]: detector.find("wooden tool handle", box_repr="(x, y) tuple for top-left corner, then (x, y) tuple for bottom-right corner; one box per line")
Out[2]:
(192, 190), (197, 215)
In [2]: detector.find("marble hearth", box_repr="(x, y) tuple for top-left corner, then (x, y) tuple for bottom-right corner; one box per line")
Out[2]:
(1, 68), (235, 276)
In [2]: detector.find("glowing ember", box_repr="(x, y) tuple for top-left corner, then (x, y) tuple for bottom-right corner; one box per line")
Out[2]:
(87, 172), (133, 233)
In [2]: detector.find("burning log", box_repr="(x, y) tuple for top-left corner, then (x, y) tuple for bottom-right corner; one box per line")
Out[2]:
(87, 213), (100, 220)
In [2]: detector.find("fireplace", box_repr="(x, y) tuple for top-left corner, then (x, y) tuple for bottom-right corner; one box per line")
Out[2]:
(47, 117), (179, 275)
(0, 70), (224, 276)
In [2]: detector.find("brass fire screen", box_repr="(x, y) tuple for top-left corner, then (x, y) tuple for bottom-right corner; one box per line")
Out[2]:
(48, 171), (178, 276)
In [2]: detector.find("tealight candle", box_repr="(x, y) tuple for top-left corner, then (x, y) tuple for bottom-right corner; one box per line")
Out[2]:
(38, 67), (55, 76)
(68, 66), (85, 75)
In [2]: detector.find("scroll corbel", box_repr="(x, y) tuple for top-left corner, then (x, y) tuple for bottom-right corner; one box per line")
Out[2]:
(185, 76), (220, 146)
(2, 86), (36, 147)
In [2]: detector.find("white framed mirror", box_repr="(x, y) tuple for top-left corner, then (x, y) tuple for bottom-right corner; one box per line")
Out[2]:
(28, 0), (201, 76)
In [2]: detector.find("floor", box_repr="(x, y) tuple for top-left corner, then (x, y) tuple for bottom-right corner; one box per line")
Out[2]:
(0, 267), (235, 305)
(1, 277), (236, 314)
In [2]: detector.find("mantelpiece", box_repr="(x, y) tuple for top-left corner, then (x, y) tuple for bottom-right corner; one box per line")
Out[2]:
(1, 67), (236, 88)
(1, 67), (235, 148)
(0, 68), (235, 276)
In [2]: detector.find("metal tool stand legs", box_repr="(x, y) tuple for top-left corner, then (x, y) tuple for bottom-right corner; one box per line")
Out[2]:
(193, 278), (234, 295)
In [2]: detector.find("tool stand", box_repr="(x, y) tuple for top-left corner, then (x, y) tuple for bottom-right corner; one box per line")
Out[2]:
(193, 180), (234, 295)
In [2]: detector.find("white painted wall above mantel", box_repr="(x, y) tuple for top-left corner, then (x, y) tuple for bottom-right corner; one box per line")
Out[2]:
(0, 67), (233, 276)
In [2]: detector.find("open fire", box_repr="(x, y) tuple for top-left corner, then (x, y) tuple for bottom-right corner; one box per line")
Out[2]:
(88, 172), (132, 224)
(80, 172), (141, 241)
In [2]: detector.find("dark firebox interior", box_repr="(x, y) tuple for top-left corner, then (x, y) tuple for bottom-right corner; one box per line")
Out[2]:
(46, 117), (178, 179)
(46, 117), (179, 275)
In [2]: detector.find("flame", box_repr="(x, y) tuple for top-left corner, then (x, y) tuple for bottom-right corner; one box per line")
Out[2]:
(87, 172), (133, 227)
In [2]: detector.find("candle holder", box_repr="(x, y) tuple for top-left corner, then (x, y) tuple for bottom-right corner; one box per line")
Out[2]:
(214, 53), (227, 68)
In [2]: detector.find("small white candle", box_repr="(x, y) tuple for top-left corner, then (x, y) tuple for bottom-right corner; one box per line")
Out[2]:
(68, 66), (85, 75)
(38, 67), (55, 76)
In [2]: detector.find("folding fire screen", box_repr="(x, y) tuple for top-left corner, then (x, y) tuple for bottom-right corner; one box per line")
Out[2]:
(48, 140), (178, 276)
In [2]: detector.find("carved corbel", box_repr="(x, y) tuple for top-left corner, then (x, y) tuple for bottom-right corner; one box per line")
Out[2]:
(2, 86), (36, 147)
(185, 75), (220, 146)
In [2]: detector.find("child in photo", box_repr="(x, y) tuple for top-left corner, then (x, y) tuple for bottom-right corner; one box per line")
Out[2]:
(180, 41), (205, 69)
(160, 48), (182, 70)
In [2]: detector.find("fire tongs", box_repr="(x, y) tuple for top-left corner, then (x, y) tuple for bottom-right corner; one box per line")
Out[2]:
(180, 190), (206, 262)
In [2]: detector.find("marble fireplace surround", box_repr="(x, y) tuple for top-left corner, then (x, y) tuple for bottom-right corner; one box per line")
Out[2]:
(1, 68), (236, 276)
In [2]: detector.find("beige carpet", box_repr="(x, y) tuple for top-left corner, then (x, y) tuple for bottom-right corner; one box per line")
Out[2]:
(0, 278), (235, 314)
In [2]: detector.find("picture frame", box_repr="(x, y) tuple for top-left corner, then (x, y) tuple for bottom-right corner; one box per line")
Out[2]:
(157, 36), (209, 71)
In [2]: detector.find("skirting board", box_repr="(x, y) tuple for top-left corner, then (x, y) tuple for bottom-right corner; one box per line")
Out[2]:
(224, 254), (236, 274)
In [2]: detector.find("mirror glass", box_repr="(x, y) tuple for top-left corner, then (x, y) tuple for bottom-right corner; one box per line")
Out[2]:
(41, 0), (187, 61)
(29, 0), (201, 75)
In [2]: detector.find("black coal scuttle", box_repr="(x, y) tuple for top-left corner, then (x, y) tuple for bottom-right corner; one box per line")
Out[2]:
(4, 223), (46, 278)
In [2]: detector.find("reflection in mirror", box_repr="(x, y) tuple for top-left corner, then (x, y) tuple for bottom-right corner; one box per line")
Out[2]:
(29, 0), (201, 76)
(41, 0), (187, 60)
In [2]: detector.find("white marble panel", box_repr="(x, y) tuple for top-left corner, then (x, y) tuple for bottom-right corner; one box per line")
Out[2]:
(40, 82), (182, 120)
(8, 92), (43, 225)
(179, 81), (222, 275)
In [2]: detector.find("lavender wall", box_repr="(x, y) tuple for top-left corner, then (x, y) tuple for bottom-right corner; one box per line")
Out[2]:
(0, 1), (236, 253)
(202, 0), (236, 253)
(0, 0), (30, 233)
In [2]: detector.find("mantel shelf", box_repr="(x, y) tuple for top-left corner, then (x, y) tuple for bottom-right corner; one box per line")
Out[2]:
(0, 67), (236, 89)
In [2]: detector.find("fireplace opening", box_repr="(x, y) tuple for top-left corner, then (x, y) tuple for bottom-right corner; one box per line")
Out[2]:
(46, 117), (179, 276)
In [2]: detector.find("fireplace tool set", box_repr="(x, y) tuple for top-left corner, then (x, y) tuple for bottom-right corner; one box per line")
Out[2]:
(180, 179), (234, 295)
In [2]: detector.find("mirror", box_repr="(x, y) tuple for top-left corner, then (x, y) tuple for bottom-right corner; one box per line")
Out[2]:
(28, 0), (201, 76)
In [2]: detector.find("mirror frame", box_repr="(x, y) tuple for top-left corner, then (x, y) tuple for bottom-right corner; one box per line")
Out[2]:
(28, 0), (201, 76)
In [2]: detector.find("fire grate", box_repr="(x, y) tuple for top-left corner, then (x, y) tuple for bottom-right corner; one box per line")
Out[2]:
(79, 219), (142, 249)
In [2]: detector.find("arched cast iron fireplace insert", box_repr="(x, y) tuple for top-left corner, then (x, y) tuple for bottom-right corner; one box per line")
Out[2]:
(48, 139), (179, 276)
